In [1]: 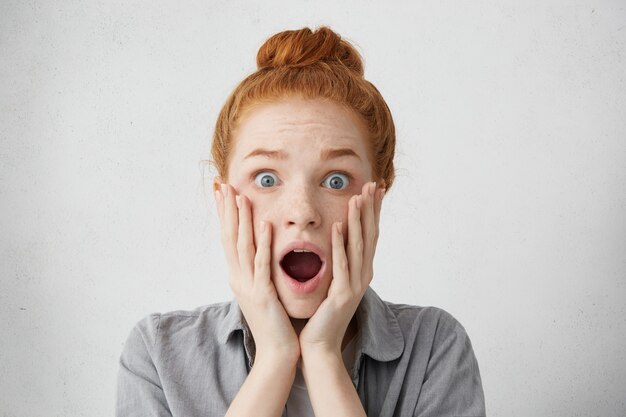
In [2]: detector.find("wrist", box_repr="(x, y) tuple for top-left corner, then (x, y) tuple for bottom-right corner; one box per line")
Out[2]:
(300, 344), (342, 364)
(299, 333), (345, 356)
(300, 348), (346, 383)
(255, 347), (300, 369)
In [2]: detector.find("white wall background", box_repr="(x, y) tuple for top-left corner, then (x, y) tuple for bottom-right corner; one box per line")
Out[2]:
(1, 0), (625, 416)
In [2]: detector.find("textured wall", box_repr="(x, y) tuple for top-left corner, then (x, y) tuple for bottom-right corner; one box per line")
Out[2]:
(1, 1), (625, 416)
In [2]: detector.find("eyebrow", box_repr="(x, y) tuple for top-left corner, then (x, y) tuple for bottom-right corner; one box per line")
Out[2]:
(244, 147), (361, 161)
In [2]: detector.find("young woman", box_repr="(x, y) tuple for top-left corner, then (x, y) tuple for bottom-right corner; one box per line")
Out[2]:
(116, 26), (486, 417)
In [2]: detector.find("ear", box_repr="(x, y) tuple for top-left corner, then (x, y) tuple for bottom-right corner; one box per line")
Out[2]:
(213, 176), (223, 192)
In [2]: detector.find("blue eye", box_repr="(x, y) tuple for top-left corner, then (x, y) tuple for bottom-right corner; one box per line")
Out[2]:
(322, 173), (349, 190)
(254, 172), (278, 188)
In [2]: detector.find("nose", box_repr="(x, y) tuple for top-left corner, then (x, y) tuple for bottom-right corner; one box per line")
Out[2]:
(282, 185), (322, 231)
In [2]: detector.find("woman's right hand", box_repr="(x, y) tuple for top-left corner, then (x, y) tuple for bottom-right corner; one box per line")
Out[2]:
(214, 183), (300, 366)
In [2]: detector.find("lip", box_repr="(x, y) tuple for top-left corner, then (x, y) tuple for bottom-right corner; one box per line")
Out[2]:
(279, 240), (326, 295)
(279, 240), (326, 264)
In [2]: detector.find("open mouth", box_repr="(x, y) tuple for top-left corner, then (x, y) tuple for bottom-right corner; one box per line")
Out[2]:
(280, 249), (323, 282)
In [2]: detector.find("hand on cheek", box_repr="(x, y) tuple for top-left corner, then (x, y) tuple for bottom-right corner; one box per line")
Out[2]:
(299, 181), (385, 357)
(214, 183), (300, 365)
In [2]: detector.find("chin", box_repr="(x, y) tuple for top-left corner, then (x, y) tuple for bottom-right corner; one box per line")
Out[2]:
(281, 297), (321, 319)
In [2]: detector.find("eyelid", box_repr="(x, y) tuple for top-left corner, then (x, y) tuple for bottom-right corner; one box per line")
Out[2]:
(251, 169), (277, 178)
(324, 170), (353, 180)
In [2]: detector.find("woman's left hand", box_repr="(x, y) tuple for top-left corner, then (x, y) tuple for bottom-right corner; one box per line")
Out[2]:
(299, 181), (385, 357)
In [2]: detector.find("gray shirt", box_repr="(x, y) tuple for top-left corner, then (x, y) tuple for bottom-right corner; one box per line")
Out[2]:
(116, 287), (486, 416)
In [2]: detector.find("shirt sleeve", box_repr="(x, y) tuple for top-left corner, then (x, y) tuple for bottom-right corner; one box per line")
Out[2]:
(116, 314), (173, 417)
(413, 310), (486, 417)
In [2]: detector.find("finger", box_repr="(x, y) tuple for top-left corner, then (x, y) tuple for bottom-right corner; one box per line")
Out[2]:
(361, 182), (381, 287)
(236, 194), (255, 280)
(374, 186), (385, 232)
(214, 188), (230, 262)
(347, 193), (363, 289)
(332, 221), (350, 290)
(360, 182), (377, 254)
(214, 188), (225, 223)
(253, 220), (272, 285)
(218, 184), (240, 272)
(369, 186), (384, 262)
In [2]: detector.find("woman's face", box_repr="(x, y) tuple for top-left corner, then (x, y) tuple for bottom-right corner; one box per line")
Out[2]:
(221, 96), (374, 319)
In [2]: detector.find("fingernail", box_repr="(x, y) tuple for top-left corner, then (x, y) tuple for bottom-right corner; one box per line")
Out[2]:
(235, 195), (241, 208)
(260, 221), (266, 232)
(356, 195), (363, 209)
(220, 183), (228, 197)
(369, 182), (376, 195)
(214, 190), (222, 203)
(336, 222), (343, 235)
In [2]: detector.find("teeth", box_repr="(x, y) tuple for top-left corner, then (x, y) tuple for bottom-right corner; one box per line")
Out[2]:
(293, 249), (311, 253)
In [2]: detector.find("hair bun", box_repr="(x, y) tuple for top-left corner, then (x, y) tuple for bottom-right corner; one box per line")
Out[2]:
(256, 26), (364, 76)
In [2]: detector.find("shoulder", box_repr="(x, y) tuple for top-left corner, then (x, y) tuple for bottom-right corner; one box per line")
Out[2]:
(382, 300), (477, 360)
(385, 301), (469, 338)
(381, 301), (485, 415)
(358, 291), (485, 414)
(122, 300), (235, 351)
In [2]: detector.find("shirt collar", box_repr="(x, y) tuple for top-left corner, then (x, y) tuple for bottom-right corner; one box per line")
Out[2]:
(355, 286), (405, 362)
(217, 286), (404, 364)
(217, 297), (246, 345)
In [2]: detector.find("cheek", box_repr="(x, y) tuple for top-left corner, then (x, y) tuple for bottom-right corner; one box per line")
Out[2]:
(321, 198), (351, 231)
(245, 195), (274, 235)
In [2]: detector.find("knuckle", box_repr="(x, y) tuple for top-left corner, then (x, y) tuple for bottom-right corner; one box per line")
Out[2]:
(254, 254), (268, 270)
(339, 258), (349, 271)
(336, 293), (352, 307)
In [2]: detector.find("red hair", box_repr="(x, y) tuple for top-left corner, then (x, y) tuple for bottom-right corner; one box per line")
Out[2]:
(211, 26), (396, 189)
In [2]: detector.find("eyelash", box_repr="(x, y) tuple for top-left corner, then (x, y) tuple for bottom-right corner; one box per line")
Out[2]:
(250, 170), (354, 189)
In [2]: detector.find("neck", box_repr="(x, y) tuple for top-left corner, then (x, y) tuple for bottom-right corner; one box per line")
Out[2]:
(290, 318), (308, 337)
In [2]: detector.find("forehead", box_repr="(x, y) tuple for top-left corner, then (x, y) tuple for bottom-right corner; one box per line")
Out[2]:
(230, 97), (371, 159)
